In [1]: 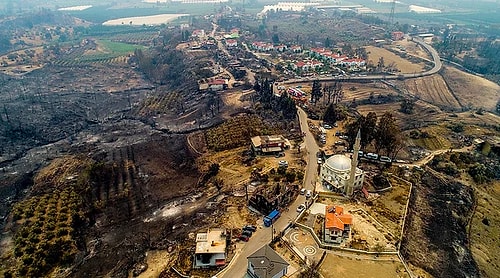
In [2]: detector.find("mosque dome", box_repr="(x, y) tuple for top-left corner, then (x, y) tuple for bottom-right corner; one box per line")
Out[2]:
(325, 155), (351, 171)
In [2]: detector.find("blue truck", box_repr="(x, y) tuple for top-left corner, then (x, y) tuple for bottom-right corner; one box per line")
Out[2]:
(263, 209), (280, 227)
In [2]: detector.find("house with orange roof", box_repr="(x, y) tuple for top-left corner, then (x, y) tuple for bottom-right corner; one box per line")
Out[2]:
(324, 205), (353, 244)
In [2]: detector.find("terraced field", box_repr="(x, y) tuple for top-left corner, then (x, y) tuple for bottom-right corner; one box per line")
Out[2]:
(403, 75), (462, 110)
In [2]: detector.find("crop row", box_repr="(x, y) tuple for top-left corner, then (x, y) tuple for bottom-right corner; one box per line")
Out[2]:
(137, 92), (182, 116)
(10, 186), (84, 277)
(205, 115), (269, 151)
(54, 55), (128, 66)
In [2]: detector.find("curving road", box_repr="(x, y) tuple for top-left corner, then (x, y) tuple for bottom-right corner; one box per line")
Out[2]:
(218, 108), (319, 278)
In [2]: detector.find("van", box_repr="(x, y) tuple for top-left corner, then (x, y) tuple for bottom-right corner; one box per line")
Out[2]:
(365, 153), (379, 160)
(379, 156), (392, 163)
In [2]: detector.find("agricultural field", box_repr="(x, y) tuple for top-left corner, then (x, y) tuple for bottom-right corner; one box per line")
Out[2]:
(4, 156), (93, 277)
(102, 14), (189, 26)
(340, 81), (397, 102)
(403, 74), (462, 110)
(365, 46), (425, 74)
(441, 66), (500, 111)
(55, 39), (145, 66)
(205, 115), (276, 151)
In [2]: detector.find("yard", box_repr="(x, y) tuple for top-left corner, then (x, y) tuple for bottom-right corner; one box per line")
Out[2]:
(319, 253), (409, 278)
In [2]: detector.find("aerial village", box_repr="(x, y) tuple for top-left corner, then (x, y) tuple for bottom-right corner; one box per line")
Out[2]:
(168, 21), (419, 278)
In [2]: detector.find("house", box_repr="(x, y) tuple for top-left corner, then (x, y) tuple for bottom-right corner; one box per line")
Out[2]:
(251, 41), (274, 52)
(192, 29), (205, 38)
(208, 79), (228, 91)
(324, 205), (352, 244)
(392, 31), (404, 41)
(340, 58), (366, 68)
(275, 44), (287, 52)
(194, 228), (228, 268)
(251, 135), (291, 155)
(291, 60), (323, 71)
(290, 45), (302, 53)
(247, 245), (289, 278)
(226, 39), (238, 47)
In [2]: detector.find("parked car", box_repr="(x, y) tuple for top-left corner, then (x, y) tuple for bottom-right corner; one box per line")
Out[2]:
(379, 156), (392, 163)
(317, 158), (323, 164)
(275, 152), (285, 158)
(238, 235), (249, 242)
(323, 124), (332, 129)
(305, 190), (312, 198)
(243, 225), (257, 232)
(300, 188), (306, 195)
(297, 204), (306, 213)
(278, 160), (288, 167)
(242, 230), (253, 237)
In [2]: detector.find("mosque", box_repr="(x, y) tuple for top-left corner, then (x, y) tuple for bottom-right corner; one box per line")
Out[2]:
(319, 130), (364, 196)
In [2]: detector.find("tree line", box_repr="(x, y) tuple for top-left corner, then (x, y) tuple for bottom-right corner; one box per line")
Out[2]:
(345, 111), (404, 159)
(253, 78), (297, 119)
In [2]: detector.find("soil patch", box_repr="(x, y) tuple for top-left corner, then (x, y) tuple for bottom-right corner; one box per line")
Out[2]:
(441, 66), (499, 111)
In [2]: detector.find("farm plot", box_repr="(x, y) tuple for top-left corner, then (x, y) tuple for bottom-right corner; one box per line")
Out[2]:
(403, 75), (462, 110)
(365, 46), (425, 73)
(441, 66), (500, 111)
(341, 81), (397, 102)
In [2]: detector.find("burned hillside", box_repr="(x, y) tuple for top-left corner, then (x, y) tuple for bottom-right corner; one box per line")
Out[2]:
(2, 132), (204, 277)
(401, 169), (480, 278)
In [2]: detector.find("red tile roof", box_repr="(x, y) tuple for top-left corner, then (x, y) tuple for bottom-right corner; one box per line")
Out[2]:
(325, 205), (352, 230)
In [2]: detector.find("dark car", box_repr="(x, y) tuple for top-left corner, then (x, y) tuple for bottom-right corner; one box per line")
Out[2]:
(242, 230), (253, 237)
(243, 225), (257, 232)
(238, 234), (249, 242)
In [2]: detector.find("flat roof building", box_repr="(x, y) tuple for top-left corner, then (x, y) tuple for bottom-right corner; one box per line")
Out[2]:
(194, 228), (227, 268)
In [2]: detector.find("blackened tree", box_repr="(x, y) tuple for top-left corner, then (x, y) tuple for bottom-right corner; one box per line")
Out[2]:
(311, 79), (322, 105)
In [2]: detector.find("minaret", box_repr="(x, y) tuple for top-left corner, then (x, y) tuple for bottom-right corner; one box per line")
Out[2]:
(346, 129), (361, 196)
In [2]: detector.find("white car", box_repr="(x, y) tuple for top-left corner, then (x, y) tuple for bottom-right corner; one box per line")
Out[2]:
(300, 188), (306, 195)
(317, 158), (322, 164)
(297, 204), (306, 213)
(305, 190), (312, 198)
(278, 160), (288, 167)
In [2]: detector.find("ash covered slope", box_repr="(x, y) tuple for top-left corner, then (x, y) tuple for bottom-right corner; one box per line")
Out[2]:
(401, 170), (480, 278)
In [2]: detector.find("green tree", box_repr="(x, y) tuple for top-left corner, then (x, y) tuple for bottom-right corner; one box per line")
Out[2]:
(272, 33), (280, 44)
(375, 112), (403, 158)
(324, 37), (331, 47)
(400, 98), (415, 114)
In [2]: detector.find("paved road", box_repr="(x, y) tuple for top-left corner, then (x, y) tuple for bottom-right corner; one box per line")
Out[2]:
(219, 36), (442, 278)
(219, 109), (320, 278)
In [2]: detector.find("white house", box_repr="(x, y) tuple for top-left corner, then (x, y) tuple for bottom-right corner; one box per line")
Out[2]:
(324, 205), (353, 244)
(226, 39), (237, 47)
(194, 228), (227, 268)
(247, 245), (289, 278)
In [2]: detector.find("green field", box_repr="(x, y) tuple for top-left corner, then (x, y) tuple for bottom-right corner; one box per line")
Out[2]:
(98, 40), (145, 54)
